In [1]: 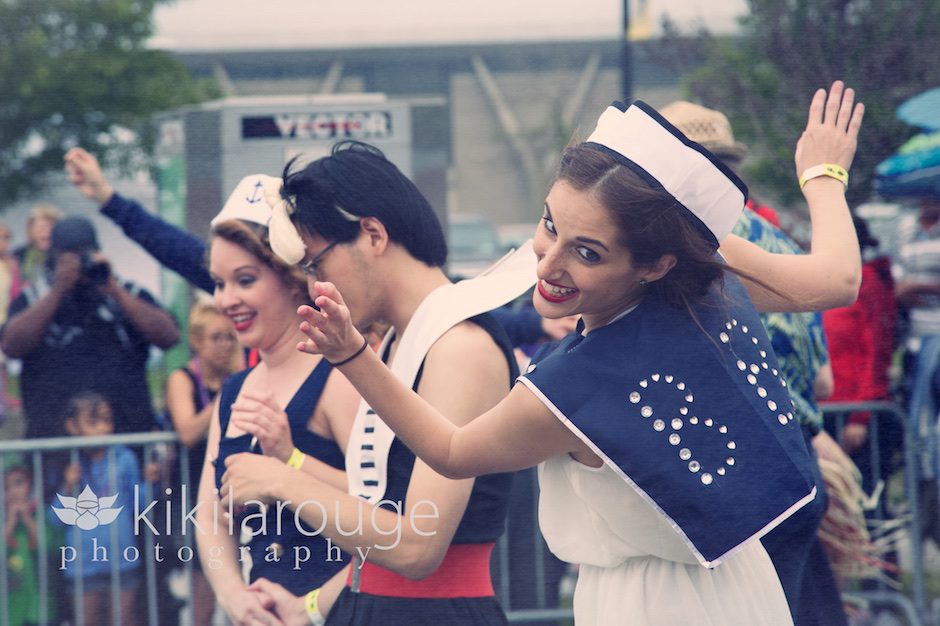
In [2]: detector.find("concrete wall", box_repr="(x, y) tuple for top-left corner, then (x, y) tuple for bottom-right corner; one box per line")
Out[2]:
(451, 66), (680, 226)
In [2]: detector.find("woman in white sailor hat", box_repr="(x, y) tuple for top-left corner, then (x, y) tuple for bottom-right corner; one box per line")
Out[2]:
(193, 176), (359, 625)
(285, 82), (859, 625)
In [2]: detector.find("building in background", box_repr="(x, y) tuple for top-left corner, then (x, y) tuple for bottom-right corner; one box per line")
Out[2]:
(2, 39), (681, 296)
(177, 40), (681, 227)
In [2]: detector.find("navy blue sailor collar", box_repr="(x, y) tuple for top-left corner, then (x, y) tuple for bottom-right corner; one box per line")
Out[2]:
(518, 272), (817, 568)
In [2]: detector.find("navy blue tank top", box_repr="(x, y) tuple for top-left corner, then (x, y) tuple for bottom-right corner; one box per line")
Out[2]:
(214, 359), (346, 593)
(380, 313), (518, 543)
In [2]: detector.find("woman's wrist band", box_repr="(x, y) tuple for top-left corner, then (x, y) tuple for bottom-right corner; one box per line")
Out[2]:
(304, 588), (326, 625)
(327, 336), (369, 367)
(799, 163), (848, 189)
(286, 447), (305, 470)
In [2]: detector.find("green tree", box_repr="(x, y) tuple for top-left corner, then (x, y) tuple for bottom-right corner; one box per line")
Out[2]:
(658, 0), (940, 207)
(0, 0), (218, 203)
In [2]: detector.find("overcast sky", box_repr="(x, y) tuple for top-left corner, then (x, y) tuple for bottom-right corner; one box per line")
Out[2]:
(151, 0), (749, 50)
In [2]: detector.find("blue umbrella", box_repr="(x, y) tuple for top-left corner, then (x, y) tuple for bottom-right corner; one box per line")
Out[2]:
(875, 131), (940, 199)
(898, 87), (940, 130)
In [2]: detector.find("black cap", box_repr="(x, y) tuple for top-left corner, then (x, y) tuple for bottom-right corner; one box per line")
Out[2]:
(52, 217), (99, 252)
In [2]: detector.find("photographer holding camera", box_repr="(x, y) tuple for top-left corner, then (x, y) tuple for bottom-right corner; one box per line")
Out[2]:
(0, 217), (179, 438)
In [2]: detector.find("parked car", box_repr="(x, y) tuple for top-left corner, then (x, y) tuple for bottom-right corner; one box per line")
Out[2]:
(447, 213), (503, 279)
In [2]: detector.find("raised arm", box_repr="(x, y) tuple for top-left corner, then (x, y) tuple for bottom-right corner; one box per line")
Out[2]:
(65, 147), (215, 293)
(100, 273), (180, 349)
(720, 81), (864, 312)
(0, 254), (80, 357)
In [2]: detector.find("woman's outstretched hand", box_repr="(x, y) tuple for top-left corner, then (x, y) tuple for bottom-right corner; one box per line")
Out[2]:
(795, 80), (864, 178)
(230, 391), (294, 462)
(297, 281), (366, 364)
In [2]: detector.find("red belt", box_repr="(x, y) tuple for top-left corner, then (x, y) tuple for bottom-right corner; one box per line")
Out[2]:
(348, 542), (495, 598)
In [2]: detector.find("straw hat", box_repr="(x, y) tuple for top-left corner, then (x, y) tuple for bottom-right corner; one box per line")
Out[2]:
(658, 101), (748, 163)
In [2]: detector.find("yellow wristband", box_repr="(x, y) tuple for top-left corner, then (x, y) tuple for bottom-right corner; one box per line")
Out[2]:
(305, 588), (325, 625)
(287, 447), (306, 470)
(799, 163), (848, 189)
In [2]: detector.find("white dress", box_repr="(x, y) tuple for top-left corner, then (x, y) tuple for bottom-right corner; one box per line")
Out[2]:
(538, 454), (794, 626)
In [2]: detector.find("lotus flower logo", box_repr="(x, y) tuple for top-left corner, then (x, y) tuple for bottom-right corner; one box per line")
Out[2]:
(51, 485), (122, 530)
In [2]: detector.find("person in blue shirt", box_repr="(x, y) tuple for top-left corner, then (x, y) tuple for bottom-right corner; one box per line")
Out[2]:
(54, 391), (144, 626)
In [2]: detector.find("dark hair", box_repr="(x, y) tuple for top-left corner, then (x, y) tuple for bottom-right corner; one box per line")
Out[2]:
(557, 145), (725, 309)
(281, 141), (447, 267)
(65, 391), (111, 422)
(210, 219), (308, 300)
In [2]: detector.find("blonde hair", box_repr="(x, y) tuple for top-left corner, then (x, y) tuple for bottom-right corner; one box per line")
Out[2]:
(27, 203), (63, 227)
(187, 299), (243, 371)
(188, 301), (226, 343)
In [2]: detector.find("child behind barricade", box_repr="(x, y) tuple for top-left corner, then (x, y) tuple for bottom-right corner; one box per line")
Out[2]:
(52, 392), (144, 626)
(4, 462), (59, 626)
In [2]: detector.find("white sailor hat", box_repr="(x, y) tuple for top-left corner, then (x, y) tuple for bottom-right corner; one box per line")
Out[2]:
(586, 101), (748, 248)
(211, 174), (281, 228)
(211, 174), (306, 264)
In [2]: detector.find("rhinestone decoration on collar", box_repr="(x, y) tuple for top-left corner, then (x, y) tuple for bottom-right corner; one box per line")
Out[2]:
(626, 316), (799, 487)
(629, 373), (733, 487)
(722, 318), (795, 422)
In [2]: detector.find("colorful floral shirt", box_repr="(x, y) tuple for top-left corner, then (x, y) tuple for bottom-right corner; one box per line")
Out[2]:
(733, 208), (829, 435)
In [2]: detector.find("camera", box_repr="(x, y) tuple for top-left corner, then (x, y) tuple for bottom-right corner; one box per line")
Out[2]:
(80, 252), (111, 285)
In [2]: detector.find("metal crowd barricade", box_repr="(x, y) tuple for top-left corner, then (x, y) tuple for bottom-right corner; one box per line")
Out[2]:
(2, 404), (930, 626)
(821, 401), (927, 626)
(494, 467), (575, 624)
(0, 432), (191, 626)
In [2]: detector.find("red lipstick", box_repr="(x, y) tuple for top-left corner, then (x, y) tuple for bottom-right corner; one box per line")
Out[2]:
(537, 279), (578, 303)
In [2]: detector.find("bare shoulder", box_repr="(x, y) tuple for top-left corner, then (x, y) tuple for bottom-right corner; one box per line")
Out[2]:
(166, 368), (193, 390)
(718, 233), (759, 265)
(165, 369), (195, 410)
(322, 364), (360, 406)
(419, 320), (511, 426)
(425, 321), (509, 381)
(425, 319), (507, 368)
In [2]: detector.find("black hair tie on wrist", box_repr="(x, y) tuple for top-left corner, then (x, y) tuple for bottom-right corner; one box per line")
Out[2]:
(327, 336), (369, 367)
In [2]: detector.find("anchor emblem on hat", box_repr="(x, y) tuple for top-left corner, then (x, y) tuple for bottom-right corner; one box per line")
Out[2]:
(246, 180), (264, 204)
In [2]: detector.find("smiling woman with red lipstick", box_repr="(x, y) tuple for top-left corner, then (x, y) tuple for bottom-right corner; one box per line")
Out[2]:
(291, 82), (864, 625)
(193, 175), (360, 626)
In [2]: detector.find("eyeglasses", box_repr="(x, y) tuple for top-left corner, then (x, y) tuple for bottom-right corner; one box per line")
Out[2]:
(299, 240), (340, 279)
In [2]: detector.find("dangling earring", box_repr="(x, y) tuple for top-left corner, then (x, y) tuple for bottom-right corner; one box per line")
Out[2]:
(639, 278), (649, 286)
